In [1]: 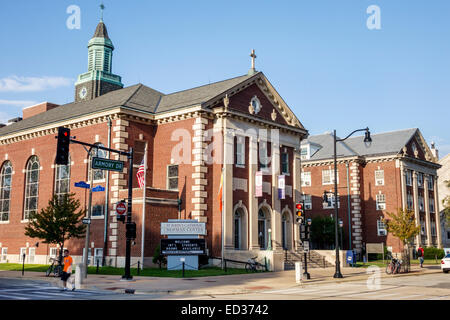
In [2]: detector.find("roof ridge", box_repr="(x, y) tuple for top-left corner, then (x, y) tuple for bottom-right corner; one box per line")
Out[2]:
(164, 74), (251, 97)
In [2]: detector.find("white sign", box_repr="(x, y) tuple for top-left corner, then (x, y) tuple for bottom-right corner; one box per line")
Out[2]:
(303, 241), (310, 253)
(295, 261), (303, 283)
(161, 222), (206, 235)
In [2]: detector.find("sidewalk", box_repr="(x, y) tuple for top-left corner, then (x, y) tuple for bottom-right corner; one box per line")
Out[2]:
(0, 264), (442, 296)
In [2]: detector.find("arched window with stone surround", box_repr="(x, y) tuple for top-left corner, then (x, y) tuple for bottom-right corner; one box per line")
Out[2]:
(281, 209), (293, 250)
(54, 154), (71, 202)
(258, 207), (271, 250)
(234, 209), (242, 250)
(0, 161), (13, 222)
(24, 156), (40, 220)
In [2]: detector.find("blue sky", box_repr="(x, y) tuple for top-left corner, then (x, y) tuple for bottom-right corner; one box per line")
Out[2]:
(0, 1), (449, 156)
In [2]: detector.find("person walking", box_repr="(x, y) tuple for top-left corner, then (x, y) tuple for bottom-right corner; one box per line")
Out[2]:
(61, 249), (75, 291)
(417, 246), (425, 268)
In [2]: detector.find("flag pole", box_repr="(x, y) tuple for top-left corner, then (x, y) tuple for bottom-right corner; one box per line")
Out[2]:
(140, 143), (148, 270)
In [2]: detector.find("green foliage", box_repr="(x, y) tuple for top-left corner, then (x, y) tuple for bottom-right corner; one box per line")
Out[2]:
(310, 216), (336, 249)
(443, 180), (450, 225)
(383, 208), (420, 246)
(24, 193), (86, 251)
(152, 244), (167, 269)
(423, 247), (445, 259)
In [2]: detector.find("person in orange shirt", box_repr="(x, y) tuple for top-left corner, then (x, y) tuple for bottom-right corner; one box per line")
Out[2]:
(61, 249), (75, 291)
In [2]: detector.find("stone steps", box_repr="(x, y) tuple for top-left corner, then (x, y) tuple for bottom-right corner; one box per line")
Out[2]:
(283, 250), (334, 270)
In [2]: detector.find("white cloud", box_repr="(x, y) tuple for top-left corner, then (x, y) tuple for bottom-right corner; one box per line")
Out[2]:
(0, 75), (73, 92)
(0, 99), (38, 107)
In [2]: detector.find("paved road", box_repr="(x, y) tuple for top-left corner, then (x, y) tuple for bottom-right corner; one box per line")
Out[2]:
(0, 278), (125, 300)
(160, 273), (450, 300)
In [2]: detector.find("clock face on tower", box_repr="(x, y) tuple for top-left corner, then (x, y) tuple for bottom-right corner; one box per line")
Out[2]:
(79, 86), (88, 99)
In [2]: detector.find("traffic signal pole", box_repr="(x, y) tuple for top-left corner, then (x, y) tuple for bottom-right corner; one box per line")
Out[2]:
(122, 148), (134, 281)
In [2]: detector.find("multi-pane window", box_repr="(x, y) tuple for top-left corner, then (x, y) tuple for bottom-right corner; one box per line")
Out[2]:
(1, 247), (7, 262)
(376, 194), (386, 210)
(417, 173), (424, 188)
(24, 156), (40, 220)
(0, 161), (12, 222)
(377, 219), (387, 236)
(167, 165), (178, 190)
(301, 172), (311, 187)
(94, 248), (103, 266)
(281, 152), (289, 174)
(19, 248), (27, 262)
(431, 221), (437, 236)
(420, 218), (425, 235)
(259, 141), (269, 170)
(375, 170), (384, 186)
(92, 204), (104, 217)
(405, 170), (412, 186)
(322, 169), (338, 185)
(407, 193), (414, 210)
(302, 194), (312, 210)
(419, 196), (424, 212)
(430, 198), (435, 213)
(428, 176), (434, 190)
(89, 143), (107, 181)
(323, 192), (340, 209)
(235, 136), (245, 167)
(54, 156), (70, 202)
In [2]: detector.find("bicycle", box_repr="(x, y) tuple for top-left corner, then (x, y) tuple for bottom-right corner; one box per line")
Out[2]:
(46, 257), (63, 277)
(385, 257), (403, 274)
(245, 256), (265, 272)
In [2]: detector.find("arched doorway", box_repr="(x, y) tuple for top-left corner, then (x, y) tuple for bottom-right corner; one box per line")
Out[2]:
(234, 209), (243, 250)
(281, 209), (292, 250)
(282, 213), (288, 250)
(258, 207), (271, 249)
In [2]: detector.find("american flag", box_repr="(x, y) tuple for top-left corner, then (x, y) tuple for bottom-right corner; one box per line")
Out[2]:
(136, 158), (145, 189)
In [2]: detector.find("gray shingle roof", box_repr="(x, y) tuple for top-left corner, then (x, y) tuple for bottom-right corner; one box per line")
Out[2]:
(302, 128), (418, 161)
(0, 73), (255, 137)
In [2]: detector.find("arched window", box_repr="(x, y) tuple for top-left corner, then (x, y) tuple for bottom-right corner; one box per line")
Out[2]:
(24, 156), (40, 220)
(55, 155), (70, 201)
(0, 161), (12, 222)
(234, 209), (242, 250)
(258, 209), (268, 249)
(89, 143), (107, 181)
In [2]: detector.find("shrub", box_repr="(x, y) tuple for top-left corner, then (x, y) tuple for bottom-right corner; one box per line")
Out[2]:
(152, 245), (167, 269)
(423, 247), (445, 259)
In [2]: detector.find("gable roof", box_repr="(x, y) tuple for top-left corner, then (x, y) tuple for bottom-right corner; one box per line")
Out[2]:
(302, 128), (419, 161)
(0, 72), (281, 137)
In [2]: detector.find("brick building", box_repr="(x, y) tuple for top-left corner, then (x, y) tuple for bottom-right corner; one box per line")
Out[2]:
(300, 128), (443, 254)
(0, 20), (308, 270)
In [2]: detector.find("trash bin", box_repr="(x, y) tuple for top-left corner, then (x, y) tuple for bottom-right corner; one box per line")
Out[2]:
(346, 250), (356, 267)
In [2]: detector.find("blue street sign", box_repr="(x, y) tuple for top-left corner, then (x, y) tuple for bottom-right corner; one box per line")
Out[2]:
(74, 181), (90, 189)
(92, 185), (105, 193)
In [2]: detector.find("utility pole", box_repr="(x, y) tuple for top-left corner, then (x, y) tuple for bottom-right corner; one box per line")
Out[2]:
(82, 151), (94, 278)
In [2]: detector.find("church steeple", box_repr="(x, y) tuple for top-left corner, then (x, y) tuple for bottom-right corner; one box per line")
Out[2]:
(74, 5), (123, 102)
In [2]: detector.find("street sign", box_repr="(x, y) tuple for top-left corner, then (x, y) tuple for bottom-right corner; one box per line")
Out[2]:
(160, 239), (206, 255)
(92, 185), (105, 193)
(160, 222), (206, 235)
(74, 181), (90, 189)
(303, 241), (310, 253)
(116, 202), (127, 215)
(82, 218), (91, 225)
(92, 157), (124, 172)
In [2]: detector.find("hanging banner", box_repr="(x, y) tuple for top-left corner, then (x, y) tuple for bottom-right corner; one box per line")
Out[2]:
(255, 171), (263, 197)
(278, 175), (285, 199)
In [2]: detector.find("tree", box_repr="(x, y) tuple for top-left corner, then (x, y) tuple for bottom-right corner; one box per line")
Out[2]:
(152, 244), (167, 269)
(310, 216), (336, 249)
(442, 180), (450, 225)
(382, 208), (420, 271)
(24, 193), (86, 263)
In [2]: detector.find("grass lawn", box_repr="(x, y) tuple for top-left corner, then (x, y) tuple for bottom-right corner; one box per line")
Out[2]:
(351, 258), (442, 268)
(0, 263), (258, 278)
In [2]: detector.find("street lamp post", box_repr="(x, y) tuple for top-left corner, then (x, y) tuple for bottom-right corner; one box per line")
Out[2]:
(339, 218), (344, 251)
(303, 218), (312, 280)
(326, 127), (371, 279)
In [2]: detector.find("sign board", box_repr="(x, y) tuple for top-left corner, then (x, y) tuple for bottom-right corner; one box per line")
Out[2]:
(82, 218), (91, 225)
(116, 202), (127, 216)
(278, 175), (285, 199)
(366, 243), (384, 254)
(160, 239), (206, 255)
(92, 157), (124, 172)
(303, 241), (310, 253)
(92, 185), (105, 193)
(255, 171), (263, 197)
(161, 222), (206, 235)
(74, 181), (90, 189)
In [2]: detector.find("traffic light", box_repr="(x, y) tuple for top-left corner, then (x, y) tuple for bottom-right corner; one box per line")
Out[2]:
(295, 202), (304, 223)
(117, 214), (126, 223)
(56, 127), (70, 165)
(126, 222), (137, 240)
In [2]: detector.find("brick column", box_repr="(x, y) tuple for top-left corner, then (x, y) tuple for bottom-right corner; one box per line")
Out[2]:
(248, 135), (259, 250)
(349, 162), (362, 252)
(424, 175), (432, 246)
(412, 171), (421, 246)
(400, 163), (407, 210)
(434, 176), (443, 248)
(191, 116), (208, 223)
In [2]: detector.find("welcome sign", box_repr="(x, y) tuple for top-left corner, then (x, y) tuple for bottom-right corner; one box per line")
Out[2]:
(161, 222), (206, 235)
